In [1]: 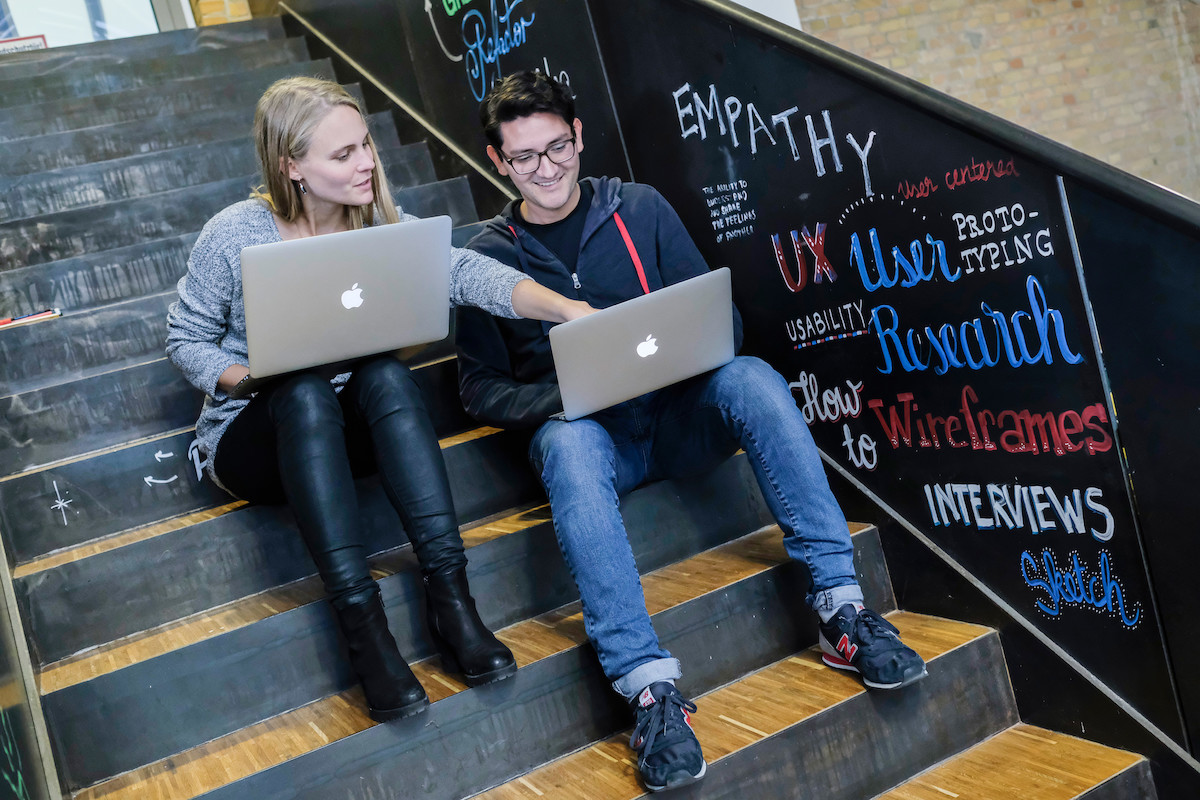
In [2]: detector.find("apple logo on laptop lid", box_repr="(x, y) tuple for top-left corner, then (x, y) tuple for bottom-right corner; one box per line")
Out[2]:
(341, 283), (364, 310)
(636, 335), (658, 358)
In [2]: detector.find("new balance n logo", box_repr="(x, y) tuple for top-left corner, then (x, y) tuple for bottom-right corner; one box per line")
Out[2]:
(836, 633), (859, 662)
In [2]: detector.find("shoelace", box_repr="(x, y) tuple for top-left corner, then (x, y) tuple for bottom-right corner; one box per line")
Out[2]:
(629, 691), (698, 757)
(853, 609), (900, 644)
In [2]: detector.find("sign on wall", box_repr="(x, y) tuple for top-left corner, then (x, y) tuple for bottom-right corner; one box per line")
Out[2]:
(0, 34), (46, 54)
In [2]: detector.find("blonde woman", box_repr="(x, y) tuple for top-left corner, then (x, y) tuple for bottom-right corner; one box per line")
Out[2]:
(167, 77), (590, 721)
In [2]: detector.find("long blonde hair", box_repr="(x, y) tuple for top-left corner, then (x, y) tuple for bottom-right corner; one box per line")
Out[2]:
(251, 76), (400, 228)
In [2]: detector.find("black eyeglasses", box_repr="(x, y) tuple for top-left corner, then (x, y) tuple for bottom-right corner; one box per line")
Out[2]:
(501, 136), (577, 175)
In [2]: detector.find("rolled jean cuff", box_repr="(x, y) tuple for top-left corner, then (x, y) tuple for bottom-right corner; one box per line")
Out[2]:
(612, 657), (682, 701)
(809, 583), (864, 617)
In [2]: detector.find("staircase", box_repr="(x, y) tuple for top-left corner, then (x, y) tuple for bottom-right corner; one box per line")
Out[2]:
(0, 19), (1160, 800)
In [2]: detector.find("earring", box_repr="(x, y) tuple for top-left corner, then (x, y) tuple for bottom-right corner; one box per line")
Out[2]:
(298, 181), (307, 195)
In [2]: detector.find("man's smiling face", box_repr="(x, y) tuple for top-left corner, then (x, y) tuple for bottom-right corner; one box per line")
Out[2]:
(488, 112), (585, 225)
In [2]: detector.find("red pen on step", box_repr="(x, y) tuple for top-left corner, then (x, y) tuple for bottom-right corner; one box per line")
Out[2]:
(0, 308), (61, 328)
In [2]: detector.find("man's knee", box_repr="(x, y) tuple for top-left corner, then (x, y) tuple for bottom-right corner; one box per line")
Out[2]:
(531, 419), (616, 486)
(709, 356), (793, 415)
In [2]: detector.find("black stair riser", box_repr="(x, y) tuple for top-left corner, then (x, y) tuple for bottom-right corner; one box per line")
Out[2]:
(17, 428), (538, 665)
(194, 550), (888, 800)
(1078, 768), (1158, 800)
(0, 60), (338, 161)
(1, 176), (252, 267)
(0, 234), (196, 318)
(673, 631), (1016, 800)
(394, 177), (478, 228)
(451, 221), (486, 248)
(0, 39), (310, 109)
(2, 176), (475, 269)
(0, 64), (350, 143)
(0, 123), (418, 221)
(0, 294), (174, 397)
(0, 18), (283, 77)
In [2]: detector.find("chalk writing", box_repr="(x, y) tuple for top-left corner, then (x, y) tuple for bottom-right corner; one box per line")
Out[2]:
(771, 223), (836, 292)
(868, 384), (1112, 456)
(429, 0), (465, 62)
(923, 481), (1114, 540)
(143, 475), (178, 487)
(188, 439), (208, 482)
(703, 181), (757, 242)
(788, 370), (864, 425)
(851, 228), (959, 292)
(1021, 549), (1141, 627)
(672, 83), (875, 195)
(462, 0), (535, 101)
(794, 330), (870, 350)
(536, 55), (570, 88)
(784, 300), (867, 347)
(842, 424), (878, 470)
(869, 275), (1086, 375)
(0, 709), (31, 800)
(49, 480), (73, 526)
(951, 203), (1053, 274)
(897, 176), (937, 200)
(945, 156), (1020, 191)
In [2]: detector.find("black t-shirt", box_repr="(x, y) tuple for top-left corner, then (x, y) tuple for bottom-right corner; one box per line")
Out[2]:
(517, 182), (594, 275)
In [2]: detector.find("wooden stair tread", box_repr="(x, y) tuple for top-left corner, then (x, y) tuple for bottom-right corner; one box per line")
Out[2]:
(15, 425), (503, 581)
(39, 498), (549, 694)
(474, 612), (988, 799)
(69, 523), (871, 799)
(877, 724), (1145, 799)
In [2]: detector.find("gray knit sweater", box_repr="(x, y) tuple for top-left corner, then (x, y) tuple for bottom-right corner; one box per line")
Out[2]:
(166, 199), (526, 487)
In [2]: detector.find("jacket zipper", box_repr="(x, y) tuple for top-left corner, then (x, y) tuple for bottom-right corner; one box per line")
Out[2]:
(571, 272), (581, 290)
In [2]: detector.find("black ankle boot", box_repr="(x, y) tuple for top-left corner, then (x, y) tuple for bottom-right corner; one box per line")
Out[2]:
(335, 593), (429, 721)
(424, 567), (517, 686)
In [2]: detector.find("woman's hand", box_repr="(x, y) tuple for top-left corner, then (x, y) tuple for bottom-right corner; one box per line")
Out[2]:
(559, 298), (596, 321)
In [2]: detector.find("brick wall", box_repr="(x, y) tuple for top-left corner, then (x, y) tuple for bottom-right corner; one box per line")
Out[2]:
(192, 0), (252, 27)
(795, 0), (1200, 202)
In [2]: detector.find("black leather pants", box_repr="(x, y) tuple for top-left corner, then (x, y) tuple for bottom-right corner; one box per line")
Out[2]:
(214, 356), (467, 609)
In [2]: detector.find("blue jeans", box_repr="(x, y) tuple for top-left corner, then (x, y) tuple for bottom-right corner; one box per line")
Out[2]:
(529, 356), (862, 699)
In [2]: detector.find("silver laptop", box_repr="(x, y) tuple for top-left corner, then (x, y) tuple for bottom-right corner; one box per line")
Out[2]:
(549, 267), (735, 420)
(236, 215), (452, 397)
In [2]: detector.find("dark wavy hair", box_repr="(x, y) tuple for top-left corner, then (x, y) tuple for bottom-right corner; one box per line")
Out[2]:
(479, 70), (575, 149)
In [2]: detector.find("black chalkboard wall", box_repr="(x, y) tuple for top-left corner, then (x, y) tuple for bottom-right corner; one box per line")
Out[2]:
(587, 0), (1182, 738)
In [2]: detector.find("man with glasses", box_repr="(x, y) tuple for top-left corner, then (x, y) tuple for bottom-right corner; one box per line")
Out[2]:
(456, 70), (927, 793)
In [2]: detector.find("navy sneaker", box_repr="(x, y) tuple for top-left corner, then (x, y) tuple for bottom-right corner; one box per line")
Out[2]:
(819, 604), (927, 689)
(629, 682), (707, 792)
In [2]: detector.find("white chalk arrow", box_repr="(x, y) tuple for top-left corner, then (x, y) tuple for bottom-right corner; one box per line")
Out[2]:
(426, 0), (463, 62)
(144, 475), (178, 487)
(154, 450), (173, 462)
